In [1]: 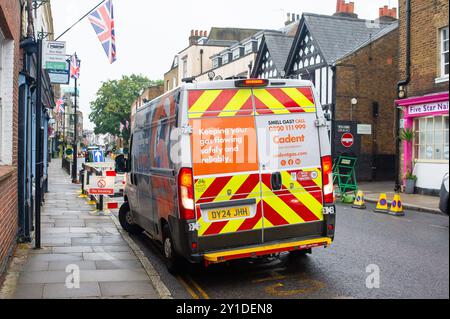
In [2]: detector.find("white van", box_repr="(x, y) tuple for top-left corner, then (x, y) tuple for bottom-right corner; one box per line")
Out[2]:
(117, 79), (335, 273)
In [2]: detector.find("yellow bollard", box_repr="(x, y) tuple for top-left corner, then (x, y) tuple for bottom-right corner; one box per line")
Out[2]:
(352, 190), (366, 209)
(389, 194), (405, 216)
(374, 193), (389, 213)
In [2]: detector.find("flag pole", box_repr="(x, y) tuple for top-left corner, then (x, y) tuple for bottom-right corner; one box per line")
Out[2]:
(55, 0), (107, 41)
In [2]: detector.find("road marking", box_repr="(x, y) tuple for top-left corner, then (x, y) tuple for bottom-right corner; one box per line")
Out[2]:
(265, 278), (326, 297)
(430, 224), (448, 229)
(186, 275), (210, 299)
(177, 276), (200, 299)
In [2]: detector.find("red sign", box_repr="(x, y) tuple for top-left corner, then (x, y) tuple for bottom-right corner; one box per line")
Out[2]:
(341, 133), (354, 148)
(89, 188), (114, 195)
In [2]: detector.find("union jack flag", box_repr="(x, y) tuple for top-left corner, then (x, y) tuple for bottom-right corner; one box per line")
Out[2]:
(88, 0), (116, 64)
(70, 54), (80, 79)
(55, 97), (65, 113)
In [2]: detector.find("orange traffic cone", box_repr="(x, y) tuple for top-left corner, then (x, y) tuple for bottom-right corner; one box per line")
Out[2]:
(374, 193), (389, 213)
(352, 191), (366, 209)
(389, 194), (405, 216)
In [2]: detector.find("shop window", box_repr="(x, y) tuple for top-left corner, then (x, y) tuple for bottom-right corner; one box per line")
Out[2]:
(413, 115), (449, 161)
(440, 26), (449, 78)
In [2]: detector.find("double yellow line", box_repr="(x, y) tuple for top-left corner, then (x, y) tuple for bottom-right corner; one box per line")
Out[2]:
(176, 275), (210, 299)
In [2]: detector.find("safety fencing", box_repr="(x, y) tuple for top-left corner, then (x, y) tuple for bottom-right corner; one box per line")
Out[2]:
(79, 162), (121, 214)
(62, 157), (71, 175)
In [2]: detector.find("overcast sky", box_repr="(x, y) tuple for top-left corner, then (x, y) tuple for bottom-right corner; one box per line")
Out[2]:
(51, 0), (398, 130)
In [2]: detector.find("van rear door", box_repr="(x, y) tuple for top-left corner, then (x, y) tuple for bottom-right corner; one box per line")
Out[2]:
(253, 86), (324, 243)
(188, 88), (263, 251)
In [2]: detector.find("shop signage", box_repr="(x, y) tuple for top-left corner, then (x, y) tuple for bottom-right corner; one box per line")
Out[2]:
(408, 101), (449, 115)
(42, 40), (70, 84)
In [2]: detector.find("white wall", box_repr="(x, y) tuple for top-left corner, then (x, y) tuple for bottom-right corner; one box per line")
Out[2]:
(196, 53), (256, 82)
(413, 162), (449, 190)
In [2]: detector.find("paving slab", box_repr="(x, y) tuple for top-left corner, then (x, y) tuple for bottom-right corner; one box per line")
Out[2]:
(13, 284), (44, 299)
(11, 158), (161, 299)
(48, 260), (97, 271)
(99, 281), (157, 298)
(43, 283), (101, 298)
(95, 260), (142, 270)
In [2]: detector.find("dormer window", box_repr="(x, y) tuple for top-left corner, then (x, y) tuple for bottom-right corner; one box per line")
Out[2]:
(232, 48), (240, 60)
(244, 42), (253, 54)
(222, 53), (229, 64)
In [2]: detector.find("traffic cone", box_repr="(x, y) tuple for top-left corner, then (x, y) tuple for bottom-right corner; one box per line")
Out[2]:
(352, 190), (366, 209)
(374, 193), (389, 213)
(389, 194), (405, 216)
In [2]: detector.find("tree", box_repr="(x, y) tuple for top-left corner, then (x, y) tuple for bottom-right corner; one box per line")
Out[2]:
(89, 74), (162, 146)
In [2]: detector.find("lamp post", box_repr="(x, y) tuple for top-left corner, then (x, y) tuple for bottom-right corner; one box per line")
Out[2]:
(350, 98), (358, 121)
(71, 55), (81, 183)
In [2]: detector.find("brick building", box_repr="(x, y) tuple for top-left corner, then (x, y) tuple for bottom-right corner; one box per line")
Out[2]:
(396, 0), (449, 194)
(0, 0), (20, 275)
(262, 0), (399, 181)
(334, 19), (399, 181)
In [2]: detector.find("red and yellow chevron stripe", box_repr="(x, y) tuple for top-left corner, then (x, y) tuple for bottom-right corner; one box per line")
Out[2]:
(253, 88), (316, 115)
(194, 173), (262, 237)
(188, 87), (316, 119)
(193, 168), (323, 237)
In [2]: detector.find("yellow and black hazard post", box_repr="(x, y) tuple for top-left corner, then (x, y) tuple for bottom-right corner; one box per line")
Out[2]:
(389, 194), (405, 216)
(352, 190), (366, 209)
(374, 193), (389, 213)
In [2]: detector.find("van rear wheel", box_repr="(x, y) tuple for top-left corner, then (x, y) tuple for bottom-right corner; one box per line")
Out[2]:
(162, 224), (181, 274)
(118, 202), (143, 235)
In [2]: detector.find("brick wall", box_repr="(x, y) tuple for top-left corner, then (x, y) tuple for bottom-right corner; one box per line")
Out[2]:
(335, 27), (399, 180)
(399, 0), (449, 97)
(0, 0), (20, 275)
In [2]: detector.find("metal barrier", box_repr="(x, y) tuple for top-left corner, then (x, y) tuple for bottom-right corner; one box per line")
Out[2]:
(62, 157), (71, 175)
(80, 162), (119, 214)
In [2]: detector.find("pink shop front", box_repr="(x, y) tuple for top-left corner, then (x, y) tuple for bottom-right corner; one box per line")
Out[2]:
(397, 92), (449, 195)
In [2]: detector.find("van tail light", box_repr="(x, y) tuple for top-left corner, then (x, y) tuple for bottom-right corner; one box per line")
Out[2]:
(321, 156), (334, 204)
(178, 167), (195, 220)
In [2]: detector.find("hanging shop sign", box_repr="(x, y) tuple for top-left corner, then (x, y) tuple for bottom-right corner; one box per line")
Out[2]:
(42, 40), (70, 84)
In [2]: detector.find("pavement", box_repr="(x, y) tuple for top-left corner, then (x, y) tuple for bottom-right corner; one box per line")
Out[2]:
(2, 158), (163, 299)
(128, 201), (449, 299)
(358, 181), (441, 214)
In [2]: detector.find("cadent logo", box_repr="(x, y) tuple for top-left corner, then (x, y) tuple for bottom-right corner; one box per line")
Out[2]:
(273, 134), (305, 144)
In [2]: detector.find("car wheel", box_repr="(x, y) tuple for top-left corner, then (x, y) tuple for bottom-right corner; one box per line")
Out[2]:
(118, 202), (143, 235)
(162, 224), (181, 274)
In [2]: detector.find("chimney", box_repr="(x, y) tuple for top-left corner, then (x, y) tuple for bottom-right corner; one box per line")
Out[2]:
(285, 13), (291, 26)
(189, 29), (201, 46)
(334, 0), (358, 19)
(378, 5), (397, 21)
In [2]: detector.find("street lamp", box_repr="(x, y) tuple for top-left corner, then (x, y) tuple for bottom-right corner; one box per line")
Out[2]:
(350, 98), (358, 121)
(71, 55), (81, 183)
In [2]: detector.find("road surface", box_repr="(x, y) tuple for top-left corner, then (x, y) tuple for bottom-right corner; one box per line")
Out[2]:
(127, 202), (449, 299)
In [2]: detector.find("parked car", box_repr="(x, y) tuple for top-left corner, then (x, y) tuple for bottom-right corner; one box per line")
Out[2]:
(439, 172), (449, 215)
